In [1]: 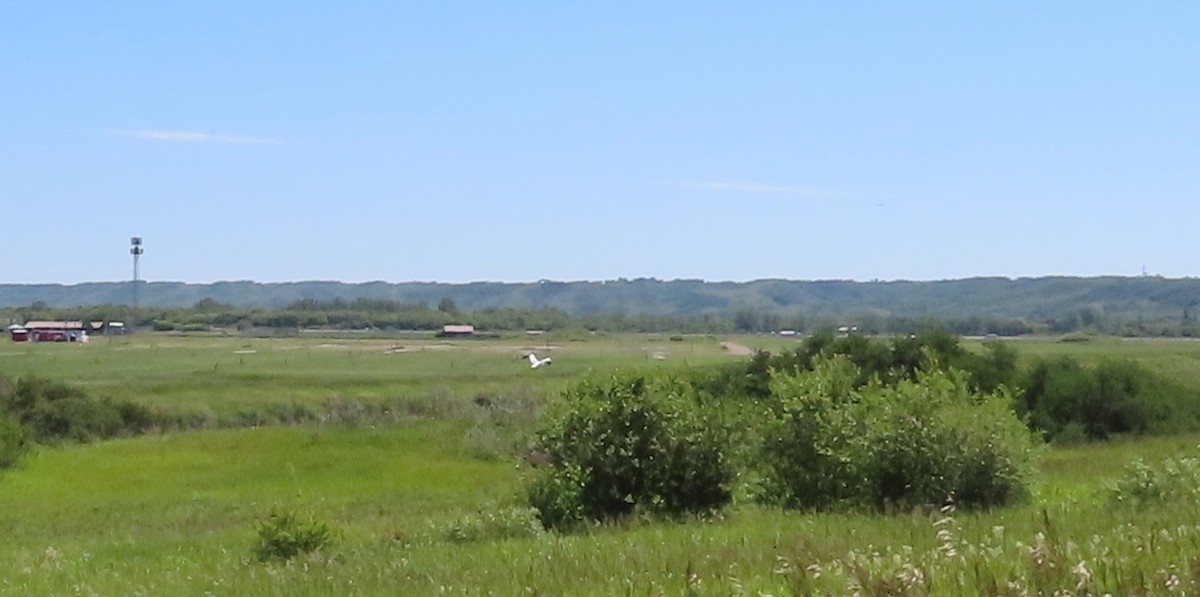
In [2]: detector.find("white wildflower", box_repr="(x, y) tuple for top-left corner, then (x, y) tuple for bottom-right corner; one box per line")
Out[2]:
(897, 564), (925, 588)
(1073, 560), (1092, 591)
(1158, 568), (1182, 592)
(1029, 532), (1050, 568)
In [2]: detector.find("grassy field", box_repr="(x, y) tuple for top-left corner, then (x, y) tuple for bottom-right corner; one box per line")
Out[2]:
(5, 333), (1196, 412)
(994, 335), (1200, 387)
(0, 333), (747, 418)
(4, 333), (1200, 594)
(5, 423), (1200, 594)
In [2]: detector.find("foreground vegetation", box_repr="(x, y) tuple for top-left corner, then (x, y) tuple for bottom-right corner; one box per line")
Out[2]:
(3, 333), (1200, 594)
(526, 358), (1038, 532)
(5, 423), (1200, 594)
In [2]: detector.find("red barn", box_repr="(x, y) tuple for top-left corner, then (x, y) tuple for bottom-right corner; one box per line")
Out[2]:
(24, 321), (85, 342)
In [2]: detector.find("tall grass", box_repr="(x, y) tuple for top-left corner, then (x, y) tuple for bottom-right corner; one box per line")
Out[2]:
(5, 422), (1200, 594)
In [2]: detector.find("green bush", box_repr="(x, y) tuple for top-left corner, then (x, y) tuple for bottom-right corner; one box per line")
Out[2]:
(115, 400), (158, 433)
(757, 357), (862, 507)
(29, 395), (123, 442)
(703, 330), (1021, 401)
(0, 375), (158, 443)
(526, 373), (733, 529)
(251, 507), (339, 562)
(441, 506), (545, 543)
(1107, 450), (1200, 508)
(1017, 357), (1187, 441)
(762, 356), (1037, 510)
(525, 463), (587, 531)
(0, 417), (30, 469)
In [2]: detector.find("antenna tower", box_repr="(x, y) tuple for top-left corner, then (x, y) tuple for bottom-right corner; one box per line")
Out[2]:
(130, 237), (144, 321)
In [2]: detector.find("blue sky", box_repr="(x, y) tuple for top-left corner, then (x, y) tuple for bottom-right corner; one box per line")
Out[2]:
(3, 3), (1197, 284)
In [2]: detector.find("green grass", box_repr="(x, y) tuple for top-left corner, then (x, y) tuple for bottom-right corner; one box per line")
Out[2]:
(0, 423), (523, 594)
(974, 335), (1200, 389)
(3, 423), (515, 538)
(9, 334), (1188, 419)
(0, 333), (748, 418)
(5, 333), (1200, 594)
(5, 425), (1200, 595)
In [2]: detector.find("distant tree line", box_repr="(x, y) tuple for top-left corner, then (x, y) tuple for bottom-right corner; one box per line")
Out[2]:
(4, 276), (1200, 335)
(3, 295), (1200, 337)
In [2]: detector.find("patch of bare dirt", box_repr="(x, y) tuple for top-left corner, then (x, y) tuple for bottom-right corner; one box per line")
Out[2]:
(721, 341), (754, 356)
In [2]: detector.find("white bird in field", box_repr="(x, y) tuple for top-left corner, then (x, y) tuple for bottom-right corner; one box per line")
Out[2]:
(527, 353), (553, 369)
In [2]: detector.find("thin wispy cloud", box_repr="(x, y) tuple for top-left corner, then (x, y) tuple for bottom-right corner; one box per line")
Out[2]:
(693, 181), (842, 197)
(117, 129), (281, 145)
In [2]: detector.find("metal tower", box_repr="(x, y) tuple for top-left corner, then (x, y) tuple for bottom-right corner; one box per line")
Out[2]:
(130, 237), (144, 319)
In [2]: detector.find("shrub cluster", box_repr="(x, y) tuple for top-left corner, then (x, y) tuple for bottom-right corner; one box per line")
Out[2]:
(1016, 357), (1191, 442)
(706, 331), (1197, 444)
(526, 374), (734, 530)
(0, 374), (156, 447)
(761, 357), (1037, 510)
(525, 356), (1038, 528)
(701, 330), (1020, 400)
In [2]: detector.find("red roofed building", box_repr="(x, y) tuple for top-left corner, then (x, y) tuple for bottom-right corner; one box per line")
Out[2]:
(23, 321), (85, 342)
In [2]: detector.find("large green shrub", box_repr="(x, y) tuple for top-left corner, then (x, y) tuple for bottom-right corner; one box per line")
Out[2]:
(756, 357), (862, 507)
(762, 356), (1037, 510)
(703, 330), (1021, 401)
(1017, 357), (1187, 441)
(525, 462), (588, 530)
(0, 374), (157, 443)
(526, 373), (733, 529)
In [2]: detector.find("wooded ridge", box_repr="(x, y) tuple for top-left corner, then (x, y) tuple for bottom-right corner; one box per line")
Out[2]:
(2, 276), (1197, 323)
